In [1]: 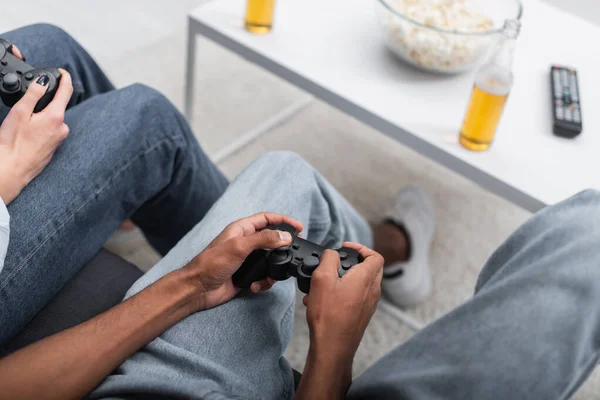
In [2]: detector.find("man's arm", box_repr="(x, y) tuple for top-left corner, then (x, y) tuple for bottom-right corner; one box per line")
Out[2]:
(295, 245), (384, 400)
(0, 195), (9, 273)
(0, 269), (195, 400)
(295, 344), (354, 399)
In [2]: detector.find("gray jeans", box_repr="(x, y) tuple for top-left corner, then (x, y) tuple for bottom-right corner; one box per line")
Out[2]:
(91, 149), (600, 399)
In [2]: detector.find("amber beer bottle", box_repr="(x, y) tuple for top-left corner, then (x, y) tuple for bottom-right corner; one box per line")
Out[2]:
(459, 20), (521, 151)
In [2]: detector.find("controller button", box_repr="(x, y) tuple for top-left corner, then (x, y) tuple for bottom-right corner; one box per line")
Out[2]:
(268, 249), (290, 264)
(24, 72), (34, 80)
(2, 73), (19, 91)
(301, 256), (320, 274)
(338, 251), (348, 260)
(0, 60), (6, 66)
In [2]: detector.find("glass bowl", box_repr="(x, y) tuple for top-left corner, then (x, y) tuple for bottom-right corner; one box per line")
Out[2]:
(375, 0), (523, 74)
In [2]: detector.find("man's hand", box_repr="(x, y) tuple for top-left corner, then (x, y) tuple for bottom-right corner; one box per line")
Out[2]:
(296, 243), (384, 400)
(0, 68), (73, 204)
(177, 212), (304, 312)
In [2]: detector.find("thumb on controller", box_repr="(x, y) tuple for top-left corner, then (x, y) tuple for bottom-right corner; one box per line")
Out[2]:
(12, 76), (49, 118)
(229, 229), (293, 260)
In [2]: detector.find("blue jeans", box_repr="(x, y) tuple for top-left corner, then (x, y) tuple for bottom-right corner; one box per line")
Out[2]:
(3, 24), (600, 400)
(0, 24), (228, 345)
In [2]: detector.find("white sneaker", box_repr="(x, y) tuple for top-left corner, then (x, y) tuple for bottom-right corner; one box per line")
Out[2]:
(381, 185), (435, 307)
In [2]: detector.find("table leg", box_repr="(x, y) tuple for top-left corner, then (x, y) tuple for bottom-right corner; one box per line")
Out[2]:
(184, 18), (197, 120)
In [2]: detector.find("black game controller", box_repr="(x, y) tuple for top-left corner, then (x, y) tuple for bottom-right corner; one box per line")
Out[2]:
(232, 223), (362, 293)
(0, 38), (61, 113)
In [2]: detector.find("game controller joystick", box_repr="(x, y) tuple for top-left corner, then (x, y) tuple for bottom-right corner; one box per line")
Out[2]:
(232, 223), (363, 293)
(0, 38), (61, 113)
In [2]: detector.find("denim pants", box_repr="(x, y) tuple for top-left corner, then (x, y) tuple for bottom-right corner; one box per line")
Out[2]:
(3, 24), (600, 400)
(0, 24), (228, 345)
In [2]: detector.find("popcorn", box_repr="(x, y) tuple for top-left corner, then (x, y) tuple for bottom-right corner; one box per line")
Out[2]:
(379, 0), (495, 72)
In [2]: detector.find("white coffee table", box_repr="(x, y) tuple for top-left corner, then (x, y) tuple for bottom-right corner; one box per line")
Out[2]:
(185, 0), (600, 212)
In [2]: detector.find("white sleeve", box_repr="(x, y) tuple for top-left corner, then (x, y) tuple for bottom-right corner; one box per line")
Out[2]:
(0, 195), (9, 274)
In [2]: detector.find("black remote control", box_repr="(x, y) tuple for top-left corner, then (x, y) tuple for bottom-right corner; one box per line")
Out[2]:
(232, 223), (362, 294)
(551, 66), (582, 138)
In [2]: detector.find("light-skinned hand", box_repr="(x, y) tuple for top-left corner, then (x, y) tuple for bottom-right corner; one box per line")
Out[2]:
(0, 68), (73, 204)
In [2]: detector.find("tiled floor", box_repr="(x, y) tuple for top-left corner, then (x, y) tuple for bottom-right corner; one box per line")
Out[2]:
(6, 0), (600, 398)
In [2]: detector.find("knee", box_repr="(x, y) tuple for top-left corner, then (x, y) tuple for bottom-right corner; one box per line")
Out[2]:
(572, 188), (600, 203)
(28, 23), (70, 39)
(25, 23), (78, 51)
(105, 84), (184, 145)
(475, 188), (600, 292)
(123, 83), (171, 107)
(114, 83), (176, 120)
(252, 151), (315, 179)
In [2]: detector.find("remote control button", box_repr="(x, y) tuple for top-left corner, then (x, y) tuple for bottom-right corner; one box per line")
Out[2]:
(24, 72), (34, 80)
(338, 251), (348, 260)
(565, 109), (573, 122)
(571, 77), (579, 101)
(561, 70), (569, 87)
(2, 73), (19, 91)
(556, 107), (564, 120)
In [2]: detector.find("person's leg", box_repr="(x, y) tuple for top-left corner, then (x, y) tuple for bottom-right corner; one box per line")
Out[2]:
(0, 84), (227, 345)
(347, 189), (600, 400)
(90, 152), (373, 400)
(0, 23), (114, 120)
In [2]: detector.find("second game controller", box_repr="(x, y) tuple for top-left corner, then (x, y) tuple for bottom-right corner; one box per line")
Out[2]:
(232, 223), (362, 293)
(0, 38), (61, 113)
